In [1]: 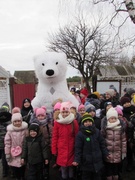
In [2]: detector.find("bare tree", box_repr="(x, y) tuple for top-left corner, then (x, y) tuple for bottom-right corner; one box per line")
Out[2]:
(47, 17), (118, 92)
(93, 0), (135, 25)
(92, 0), (135, 49)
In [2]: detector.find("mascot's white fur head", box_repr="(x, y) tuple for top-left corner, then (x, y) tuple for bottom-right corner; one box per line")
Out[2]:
(34, 52), (67, 84)
(31, 51), (79, 111)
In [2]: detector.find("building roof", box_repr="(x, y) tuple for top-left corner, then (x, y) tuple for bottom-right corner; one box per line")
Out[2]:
(98, 64), (135, 79)
(14, 70), (37, 84)
(0, 66), (12, 78)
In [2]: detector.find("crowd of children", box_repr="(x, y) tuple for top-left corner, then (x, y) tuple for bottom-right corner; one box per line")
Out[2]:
(0, 87), (135, 180)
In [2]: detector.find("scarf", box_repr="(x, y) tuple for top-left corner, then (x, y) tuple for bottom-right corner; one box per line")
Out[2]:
(57, 113), (74, 124)
(37, 119), (48, 126)
(81, 124), (96, 136)
(106, 119), (121, 130)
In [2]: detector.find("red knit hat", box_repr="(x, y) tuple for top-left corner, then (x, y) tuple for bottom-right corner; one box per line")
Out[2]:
(80, 88), (88, 97)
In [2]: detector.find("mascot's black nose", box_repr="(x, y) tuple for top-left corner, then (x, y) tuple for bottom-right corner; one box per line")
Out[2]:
(46, 69), (54, 76)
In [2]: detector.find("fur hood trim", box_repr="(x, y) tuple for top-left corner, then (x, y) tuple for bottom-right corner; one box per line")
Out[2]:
(7, 121), (28, 131)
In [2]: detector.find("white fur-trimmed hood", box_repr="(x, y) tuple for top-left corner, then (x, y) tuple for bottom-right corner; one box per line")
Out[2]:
(7, 121), (28, 131)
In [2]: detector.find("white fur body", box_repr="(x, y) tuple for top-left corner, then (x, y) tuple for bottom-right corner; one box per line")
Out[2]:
(31, 52), (79, 112)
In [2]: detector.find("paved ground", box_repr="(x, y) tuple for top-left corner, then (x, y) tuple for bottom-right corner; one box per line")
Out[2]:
(1, 159), (135, 180)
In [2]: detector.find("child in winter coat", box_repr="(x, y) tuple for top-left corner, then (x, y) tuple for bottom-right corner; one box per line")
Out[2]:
(80, 88), (88, 104)
(4, 112), (28, 180)
(78, 104), (86, 117)
(70, 104), (82, 126)
(101, 107), (127, 180)
(72, 113), (109, 180)
(21, 123), (49, 180)
(31, 106), (53, 153)
(85, 103), (101, 130)
(53, 102), (61, 122)
(21, 98), (33, 126)
(51, 102), (79, 180)
(0, 103), (11, 177)
(30, 106), (53, 179)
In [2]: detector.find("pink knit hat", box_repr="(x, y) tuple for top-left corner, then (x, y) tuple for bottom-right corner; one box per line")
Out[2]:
(12, 107), (21, 114)
(34, 106), (46, 117)
(115, 106), (123, 116)
(54, 102), (61, 111)
(11, 113), (22, 123)
(60, 102), (71, 112)
(78, 104), (85, 111)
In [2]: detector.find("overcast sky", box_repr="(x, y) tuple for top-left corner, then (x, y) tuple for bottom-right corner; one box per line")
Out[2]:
(0, 0), (134, 77)
(0, 0), (81, 77)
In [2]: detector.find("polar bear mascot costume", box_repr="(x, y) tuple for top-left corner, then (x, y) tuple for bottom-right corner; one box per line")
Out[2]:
(31, 51), (79, 112)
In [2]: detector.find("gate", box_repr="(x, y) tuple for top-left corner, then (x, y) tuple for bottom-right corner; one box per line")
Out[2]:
(13, 84), (35, 108)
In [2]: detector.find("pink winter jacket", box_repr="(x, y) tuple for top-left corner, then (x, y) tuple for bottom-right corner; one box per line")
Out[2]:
(4, 121), (28, 167)
(104, 129), (127, 163)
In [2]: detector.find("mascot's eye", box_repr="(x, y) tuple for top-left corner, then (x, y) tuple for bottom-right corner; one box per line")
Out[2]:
(56, 62), (58, 65)
(42, 63), (45, 66)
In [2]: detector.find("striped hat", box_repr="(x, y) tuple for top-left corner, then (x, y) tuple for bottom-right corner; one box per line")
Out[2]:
(81, 113), (94, 124)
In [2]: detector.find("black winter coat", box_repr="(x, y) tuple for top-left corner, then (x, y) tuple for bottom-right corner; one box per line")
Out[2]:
(21, 133), (49, 165)
(122, 105), (135, 121)
(0, 111), (11, 149)
(74, 125), (108, 172)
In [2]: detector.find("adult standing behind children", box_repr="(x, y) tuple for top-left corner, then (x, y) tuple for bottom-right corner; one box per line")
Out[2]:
(0, 103), (11, 178)
(51, 102), (79, 180)
(21, 98), (33, 126)
(72, 113), (109, 180)
(100, 89), (115, 110)
(4, 111), (28, 180)
(21, 123), (49, 180)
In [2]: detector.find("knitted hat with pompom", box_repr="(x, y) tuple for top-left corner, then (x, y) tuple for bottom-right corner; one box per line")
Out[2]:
(115, 106), (123, 116)
(11, 113), (22, 123)
(34, 106), (46, 117)
(106, 107), (118, 120)
(78, 104), (85, 111)
(12, 107), (21, 114)
(54, 102), (61, 111)
(60, 102), (71, 112)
